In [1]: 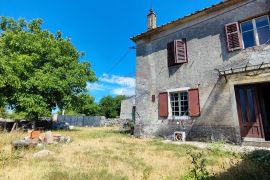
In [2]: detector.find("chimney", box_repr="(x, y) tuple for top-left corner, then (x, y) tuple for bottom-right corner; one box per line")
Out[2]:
(147, 9), (156, 30)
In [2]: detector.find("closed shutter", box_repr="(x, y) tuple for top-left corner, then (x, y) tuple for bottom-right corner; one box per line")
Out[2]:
(159, 92), (168, 117)
(225, 22), (243, 52)
(188, 88), (200, 117)
(167, 39), (187, 67)
(175, 39), (187, 63)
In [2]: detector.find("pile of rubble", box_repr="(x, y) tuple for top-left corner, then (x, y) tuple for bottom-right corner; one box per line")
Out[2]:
(12, 130), (71, 149)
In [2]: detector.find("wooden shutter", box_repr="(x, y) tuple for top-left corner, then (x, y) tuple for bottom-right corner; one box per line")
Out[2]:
(175, 39), (187, 63)
(167, 41), (175, 67)
(159, 92), (168, 117)
(225, 22), (243, 52)
(188, 88), (200, 117)
(167, 39), (187, 67)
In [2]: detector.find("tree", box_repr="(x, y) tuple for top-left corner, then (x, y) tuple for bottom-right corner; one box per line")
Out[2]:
(0, 107), (7, 118)
(99, 95), (126, 118)
(72, 94), (100, 116)
(0, 17), (97, 121)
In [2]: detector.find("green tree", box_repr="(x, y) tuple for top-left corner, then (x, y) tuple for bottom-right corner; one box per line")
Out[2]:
(71, 93), (100, 116)
(0, 17), (97, 121)
(0, 107), (7, 118)
(99, 95), (126, 118)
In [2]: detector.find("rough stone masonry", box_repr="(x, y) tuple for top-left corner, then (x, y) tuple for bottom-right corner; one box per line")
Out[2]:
(132, 0), (270, 144)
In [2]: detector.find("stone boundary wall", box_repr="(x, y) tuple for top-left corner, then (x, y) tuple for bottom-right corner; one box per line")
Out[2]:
(100, 118), (129, 127)
(58, 115), (129, 127)
(57, 115), (101, 127)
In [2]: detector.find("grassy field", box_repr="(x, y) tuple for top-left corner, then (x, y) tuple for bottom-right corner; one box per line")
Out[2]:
(0, 127), (270, 180)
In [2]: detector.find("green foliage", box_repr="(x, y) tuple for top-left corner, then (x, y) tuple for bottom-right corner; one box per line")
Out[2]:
(99, 95), (126, 118)
(208, 141), (237, 157)
(0, 107), (7, 118)
(73, 94), (100, 116)
(0, 17), (97, 120)
(186, 149), (210, 180)
(243, 150), (270, 166)
(6, 111), (27, 120)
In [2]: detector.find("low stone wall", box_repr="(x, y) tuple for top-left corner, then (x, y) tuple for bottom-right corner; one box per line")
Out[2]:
(57, 115), (130, 128)
(100, 118), (129, 127)
(58, 115), (101, 127)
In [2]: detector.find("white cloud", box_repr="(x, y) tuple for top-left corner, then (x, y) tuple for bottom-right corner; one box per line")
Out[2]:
(100, 73), (135, 88)
(86, 82), (105, 91)
(111, 87), (135, 96)
(87, 74), (136, 97)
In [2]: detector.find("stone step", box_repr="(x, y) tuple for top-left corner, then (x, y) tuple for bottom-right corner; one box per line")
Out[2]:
(242, 141), (270, 148)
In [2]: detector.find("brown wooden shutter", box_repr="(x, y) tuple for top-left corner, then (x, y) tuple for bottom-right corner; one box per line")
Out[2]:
(175, 39), (187, 63)
(167, 39), (187, 67)
(188, 88), (200, 117)
(159, 92), (168, 117)
(225, 22), (243, 52)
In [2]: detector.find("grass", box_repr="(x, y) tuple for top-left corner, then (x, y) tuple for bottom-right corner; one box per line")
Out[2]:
(0, 127), (269, 180)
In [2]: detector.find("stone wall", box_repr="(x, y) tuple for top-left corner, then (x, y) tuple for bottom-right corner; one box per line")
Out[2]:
(134, 0), (270, 143)
(100, 118), (129, 127)
(120, 96), (135, 120)
(58, 115), (101, 127)
(58, 115), (129, 127)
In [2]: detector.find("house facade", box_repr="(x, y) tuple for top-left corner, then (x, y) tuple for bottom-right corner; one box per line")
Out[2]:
(131, 0), (270, 144)
(120, 96), (136, 120)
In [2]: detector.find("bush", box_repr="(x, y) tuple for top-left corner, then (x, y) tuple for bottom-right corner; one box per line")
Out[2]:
(186, 149), (210, 180)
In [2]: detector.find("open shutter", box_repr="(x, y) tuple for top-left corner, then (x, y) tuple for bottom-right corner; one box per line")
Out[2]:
(188, 88), (200, 117)
(225, 22), (243, 52)
(167, 39), (187, 67)
(159, 92), (168, 117)
(175, 39), (187, 63)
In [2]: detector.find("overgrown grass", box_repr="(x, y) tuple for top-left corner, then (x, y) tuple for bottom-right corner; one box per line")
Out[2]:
(0, 127), (269, 180)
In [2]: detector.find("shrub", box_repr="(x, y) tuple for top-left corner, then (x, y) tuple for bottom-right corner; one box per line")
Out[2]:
(186, 149), (210, 180)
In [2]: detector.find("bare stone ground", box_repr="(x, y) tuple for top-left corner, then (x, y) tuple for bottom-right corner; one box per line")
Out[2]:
(164, 140), (270, 153)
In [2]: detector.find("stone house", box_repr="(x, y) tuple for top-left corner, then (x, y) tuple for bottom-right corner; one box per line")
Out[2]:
(131, 0), (270, 144)
(120, 96), (136, 120)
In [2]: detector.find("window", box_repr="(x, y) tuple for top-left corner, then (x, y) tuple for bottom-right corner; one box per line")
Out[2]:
(169, 91), (189, 117)
(158, 88), (200, 118)
(167, 39), (187, 67)
(241, 15), (270, 48)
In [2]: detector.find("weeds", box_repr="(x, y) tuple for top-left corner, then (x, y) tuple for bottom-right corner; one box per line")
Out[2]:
(0, 127), (268, 180)
(186, 149), (210, 180)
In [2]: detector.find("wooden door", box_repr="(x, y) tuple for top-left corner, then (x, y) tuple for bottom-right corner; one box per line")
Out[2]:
(235, 86), (264, 138)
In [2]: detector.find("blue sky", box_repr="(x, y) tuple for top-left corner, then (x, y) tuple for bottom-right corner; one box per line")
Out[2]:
(0, 0), (223, 102)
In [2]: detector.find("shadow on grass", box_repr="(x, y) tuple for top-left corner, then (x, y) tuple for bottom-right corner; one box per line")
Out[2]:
(52, 128), (81, 132)
(112, 129), (132, 135)
(213, 150), (270, 180)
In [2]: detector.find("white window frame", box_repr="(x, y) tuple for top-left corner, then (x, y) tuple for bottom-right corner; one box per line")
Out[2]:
(167, 87), (190, 120)
(241, 15), (270, 48)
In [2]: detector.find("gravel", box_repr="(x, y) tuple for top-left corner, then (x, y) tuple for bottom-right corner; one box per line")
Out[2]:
(163, 140), (270, 153)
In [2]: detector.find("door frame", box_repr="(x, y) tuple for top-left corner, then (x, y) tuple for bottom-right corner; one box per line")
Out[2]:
(235, 85), (265, 139)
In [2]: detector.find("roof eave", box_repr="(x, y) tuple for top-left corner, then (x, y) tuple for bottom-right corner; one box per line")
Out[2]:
(131, 0), (245, 42)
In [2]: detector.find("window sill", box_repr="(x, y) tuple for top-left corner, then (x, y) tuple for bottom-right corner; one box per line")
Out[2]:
(167, 116), (190, 120)
(242, 44), (269, 51)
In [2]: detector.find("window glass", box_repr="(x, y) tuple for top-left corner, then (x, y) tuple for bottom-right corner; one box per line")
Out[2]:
(241, 16), (270, 48)
(256, 16), (269, 28)
(239, 89), (247, 123)
(257, 27), (270, 44)
(170, 91), (189, 117)
(247, 88), (256, 122)
(242, 31), (256, 48)
(180, 92), (189, 116)
(241, 20), (253, 32)
(170, 93), (179, 117)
